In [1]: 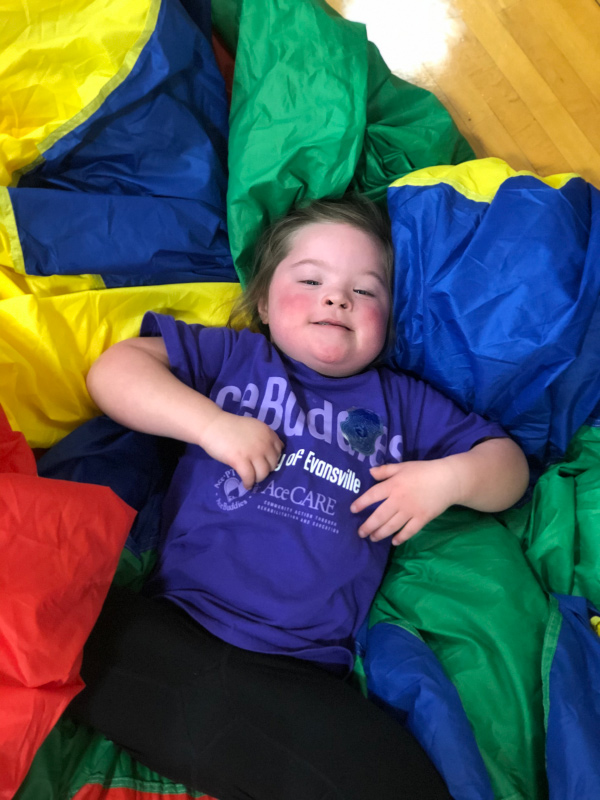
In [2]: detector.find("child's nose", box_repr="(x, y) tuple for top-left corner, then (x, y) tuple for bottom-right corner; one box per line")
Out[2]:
(324, 289), (351, 309)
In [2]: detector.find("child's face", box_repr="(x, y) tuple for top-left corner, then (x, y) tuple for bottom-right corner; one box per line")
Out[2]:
(258, 222), (391, 377)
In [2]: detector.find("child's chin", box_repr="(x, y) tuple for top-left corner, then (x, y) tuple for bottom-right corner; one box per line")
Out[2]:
(309, 356), (365, 378)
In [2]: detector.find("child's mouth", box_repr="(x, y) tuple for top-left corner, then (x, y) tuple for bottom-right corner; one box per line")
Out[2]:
(315, 321), (350, 330)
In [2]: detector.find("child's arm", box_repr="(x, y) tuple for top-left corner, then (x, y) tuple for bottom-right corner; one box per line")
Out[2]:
(350, 437), (529, 545)
(87, 337), (283, 489)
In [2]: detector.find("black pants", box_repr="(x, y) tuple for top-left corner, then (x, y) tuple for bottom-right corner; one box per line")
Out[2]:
(68, 586), (452, 800)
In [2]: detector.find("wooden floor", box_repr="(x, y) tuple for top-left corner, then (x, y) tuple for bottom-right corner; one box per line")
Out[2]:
(327, 0), (600, 187)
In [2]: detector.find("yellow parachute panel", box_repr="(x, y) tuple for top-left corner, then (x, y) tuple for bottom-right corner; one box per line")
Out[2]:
(0, 281), (242, 448)
(390, 157), (580, 204)
(0, 0), (159, 185)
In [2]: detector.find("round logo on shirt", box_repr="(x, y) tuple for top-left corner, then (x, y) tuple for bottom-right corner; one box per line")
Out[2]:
(215, 469), (251, 511)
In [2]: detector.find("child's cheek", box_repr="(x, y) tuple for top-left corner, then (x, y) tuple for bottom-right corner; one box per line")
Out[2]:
(275, 292), (311, 318)
(363, 304), (389, 335)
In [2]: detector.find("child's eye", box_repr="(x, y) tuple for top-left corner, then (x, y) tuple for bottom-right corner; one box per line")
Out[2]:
(354, 288), (375, 297)
(300, 280), (320, 286)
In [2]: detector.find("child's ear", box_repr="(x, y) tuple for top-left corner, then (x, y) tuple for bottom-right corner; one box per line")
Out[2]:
(258, 297), (269, 324)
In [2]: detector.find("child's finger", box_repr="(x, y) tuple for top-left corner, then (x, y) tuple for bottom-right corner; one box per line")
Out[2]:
(391, 518), (426, 545)
(358, 506), (408, 540)
(369, 463), (403, 480)
(350, 481), (390, 514)
(262, 439), (284, 469)
(237, 460), (256, 490)
(253, 455), (275, 485)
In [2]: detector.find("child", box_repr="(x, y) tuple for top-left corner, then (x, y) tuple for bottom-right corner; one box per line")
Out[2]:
(69, 197), (529, 800)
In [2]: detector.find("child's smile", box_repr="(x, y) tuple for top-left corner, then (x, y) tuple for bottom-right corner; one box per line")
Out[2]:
(258, 222), (391, 377)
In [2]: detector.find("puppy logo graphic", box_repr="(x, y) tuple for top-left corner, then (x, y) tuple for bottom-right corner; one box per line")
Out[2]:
(341, 408), (384, 455)
(215, 469), (251, 511)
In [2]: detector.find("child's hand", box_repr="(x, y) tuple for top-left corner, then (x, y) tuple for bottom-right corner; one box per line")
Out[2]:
(200, 410), (284, 490)
(350, 439), (529, 545)
(350, 460), (459, 545)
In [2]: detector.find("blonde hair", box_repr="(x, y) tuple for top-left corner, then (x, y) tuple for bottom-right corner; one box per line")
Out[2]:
(229, 196), (394, 335)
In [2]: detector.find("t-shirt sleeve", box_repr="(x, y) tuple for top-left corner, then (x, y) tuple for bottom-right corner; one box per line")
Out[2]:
(140, 312), (234, 395)
(391, 372), (509, 462)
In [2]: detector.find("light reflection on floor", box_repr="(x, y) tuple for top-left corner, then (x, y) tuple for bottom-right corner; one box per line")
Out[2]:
(331, 0), (464, 82)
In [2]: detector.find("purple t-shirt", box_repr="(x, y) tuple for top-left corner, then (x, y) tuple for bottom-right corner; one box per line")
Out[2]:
(141, 313), (506, 671)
